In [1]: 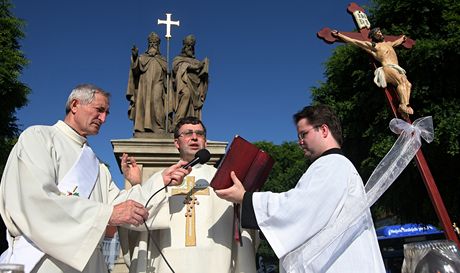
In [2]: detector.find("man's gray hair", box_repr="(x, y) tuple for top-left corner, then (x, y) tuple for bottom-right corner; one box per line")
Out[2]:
(65, 84), (110, 114)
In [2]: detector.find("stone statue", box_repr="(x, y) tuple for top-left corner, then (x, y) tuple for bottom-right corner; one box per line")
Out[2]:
(126, 32), (167, 133)
(172, 35), (209, 127)
(332, 27), (413, 116)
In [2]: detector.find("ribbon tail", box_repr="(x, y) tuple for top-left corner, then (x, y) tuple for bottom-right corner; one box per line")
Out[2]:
(365, 116), (434, 206)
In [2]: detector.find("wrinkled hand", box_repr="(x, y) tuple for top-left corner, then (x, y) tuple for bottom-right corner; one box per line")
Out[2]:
(215, 171), (246, 204)
(121, 153), (141, 185)
(162, 161), (191, 186)
(331, 30), (339, 37)
(109, 200), (148, 227)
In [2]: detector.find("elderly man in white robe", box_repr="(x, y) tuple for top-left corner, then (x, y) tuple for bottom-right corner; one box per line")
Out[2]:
(120, 116), (257, 273)
(0, 84), (190, 273)
(216, 105), (386, 273)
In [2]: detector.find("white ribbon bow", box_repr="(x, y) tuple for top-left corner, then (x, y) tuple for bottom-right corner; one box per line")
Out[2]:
(365, 116), (433, 206)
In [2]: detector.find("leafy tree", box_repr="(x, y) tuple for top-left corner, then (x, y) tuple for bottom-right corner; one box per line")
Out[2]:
(0, 0), (30, 252)
(312, 0), (460, 225)
(254, 141), (307, 271)
(0, 0), (30, 172)
(256, 141), (306, 193)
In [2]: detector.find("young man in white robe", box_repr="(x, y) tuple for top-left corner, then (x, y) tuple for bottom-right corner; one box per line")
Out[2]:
(120, 116), (258, 273)
(0, 84), (191, 273)
(216, 105), (386, 273)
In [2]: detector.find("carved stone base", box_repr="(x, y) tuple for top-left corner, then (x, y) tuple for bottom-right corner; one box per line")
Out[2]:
(132, 132), (174, 139)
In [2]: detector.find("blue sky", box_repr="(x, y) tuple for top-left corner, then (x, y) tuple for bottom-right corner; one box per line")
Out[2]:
(12, 0), (370, 187)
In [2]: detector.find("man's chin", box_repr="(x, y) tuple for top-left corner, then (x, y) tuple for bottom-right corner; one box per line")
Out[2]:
(88, 128), (100, 136)
(303, 150), (313, 159)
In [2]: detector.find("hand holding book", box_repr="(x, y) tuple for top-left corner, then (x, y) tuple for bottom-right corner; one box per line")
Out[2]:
(210, 135), (274, 192)
(214, 171), (246, 204)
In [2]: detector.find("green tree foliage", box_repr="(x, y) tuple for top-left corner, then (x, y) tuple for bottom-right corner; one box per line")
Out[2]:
(312, 0), (460, 225)
(254, 141), (307, 271)
(0, 0), (30, 172)
(256, 141), (306, 193)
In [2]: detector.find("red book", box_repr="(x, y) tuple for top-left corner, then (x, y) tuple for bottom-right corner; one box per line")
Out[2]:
(210, 135), (274, 191)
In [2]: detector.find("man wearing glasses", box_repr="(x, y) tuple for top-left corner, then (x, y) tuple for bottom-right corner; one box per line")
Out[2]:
(216, 105), (385, 273)
(122, 116), (257, 273)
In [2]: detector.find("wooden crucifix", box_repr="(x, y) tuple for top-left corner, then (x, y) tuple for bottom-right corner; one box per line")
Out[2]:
(318, 2), (459, 247)
(319, 3), (415, 117)
(171, 176), (209, 246)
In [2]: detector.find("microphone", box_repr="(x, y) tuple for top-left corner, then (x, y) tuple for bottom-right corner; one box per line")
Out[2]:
(182, 149), (211, 169)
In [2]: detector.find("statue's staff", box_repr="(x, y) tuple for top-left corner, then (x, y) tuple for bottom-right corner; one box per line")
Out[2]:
(158, 13), (180, 133)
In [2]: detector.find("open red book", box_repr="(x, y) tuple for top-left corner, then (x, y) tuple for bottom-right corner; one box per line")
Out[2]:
(210, 135), (275, 244)
(210, 135), (274, 191)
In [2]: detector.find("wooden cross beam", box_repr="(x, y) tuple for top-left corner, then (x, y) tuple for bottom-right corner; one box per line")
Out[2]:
(318, 3), (415, 49)
(317, 2), (459, 247)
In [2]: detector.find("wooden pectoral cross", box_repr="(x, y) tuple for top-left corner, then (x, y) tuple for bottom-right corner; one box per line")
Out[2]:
(171, 176), (209, 246)
(317, 2), (460, 247)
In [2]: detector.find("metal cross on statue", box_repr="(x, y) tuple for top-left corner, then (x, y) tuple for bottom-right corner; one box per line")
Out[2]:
(157, 13), (180, 39)
(318, 2), (459, 247)
(157, 13), (180, 133)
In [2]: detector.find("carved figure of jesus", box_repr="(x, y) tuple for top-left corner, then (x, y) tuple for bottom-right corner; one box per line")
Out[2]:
(332, 27), (413, 116)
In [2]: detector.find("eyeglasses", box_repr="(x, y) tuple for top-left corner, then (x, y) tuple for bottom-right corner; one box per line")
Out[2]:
(297, 126), (319, 140)
(178, 130), (206, 138)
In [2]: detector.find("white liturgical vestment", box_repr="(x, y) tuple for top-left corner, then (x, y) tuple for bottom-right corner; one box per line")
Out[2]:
(0, 121), (169, 273)
(120, 164), (257, 273)
(252, 153), (386, 273)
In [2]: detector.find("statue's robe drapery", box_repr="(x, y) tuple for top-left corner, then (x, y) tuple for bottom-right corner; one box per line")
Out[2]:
(172, 55), (209, 126)
(127, 52), (168, 133)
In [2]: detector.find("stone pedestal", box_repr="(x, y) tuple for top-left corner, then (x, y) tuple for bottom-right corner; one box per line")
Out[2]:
(109, 134), (228, 272)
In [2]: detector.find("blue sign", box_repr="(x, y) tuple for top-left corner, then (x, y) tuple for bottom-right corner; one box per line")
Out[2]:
(377, 223), (443, 239)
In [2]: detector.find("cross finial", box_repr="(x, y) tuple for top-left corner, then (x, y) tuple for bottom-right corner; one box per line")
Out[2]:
(157, 13), (180, 39)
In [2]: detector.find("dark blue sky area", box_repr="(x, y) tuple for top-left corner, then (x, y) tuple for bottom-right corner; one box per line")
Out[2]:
(12, 0), (371, 186)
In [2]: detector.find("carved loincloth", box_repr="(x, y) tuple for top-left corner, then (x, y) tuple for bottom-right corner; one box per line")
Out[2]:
(373, 64), (406, 88)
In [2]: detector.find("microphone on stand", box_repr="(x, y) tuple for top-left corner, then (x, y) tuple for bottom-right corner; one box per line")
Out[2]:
(182, 149), (211, 169)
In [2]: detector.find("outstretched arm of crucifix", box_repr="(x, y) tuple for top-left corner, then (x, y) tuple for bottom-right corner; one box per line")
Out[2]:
(391, 35), (407, 48)
(331, 30), (375, 54)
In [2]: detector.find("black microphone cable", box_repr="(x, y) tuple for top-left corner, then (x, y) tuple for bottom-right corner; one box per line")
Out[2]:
(143, 178), (176, 273)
